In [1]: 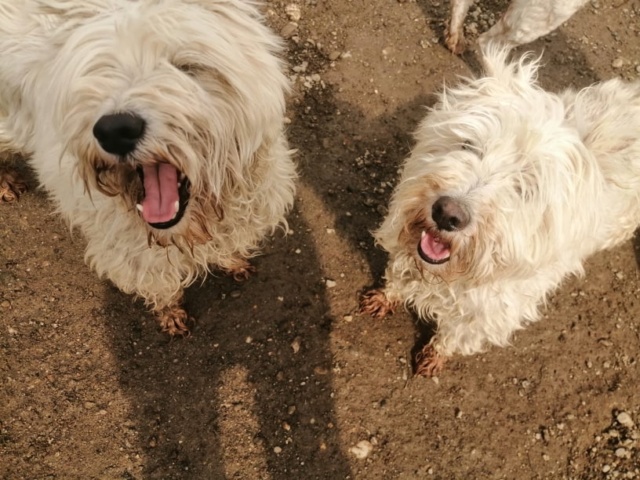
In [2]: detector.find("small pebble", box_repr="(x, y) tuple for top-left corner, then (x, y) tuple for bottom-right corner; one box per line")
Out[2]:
(615, 447), (628, 458)
(274, 446), (282, 454)
(281, 22), (298, 38)
(617, 412), (635, 428)
(291, 337), (301, 354)
(349, 440), (373, 459)
(285, 4), (301, 22)
(612, 58), (624, 69)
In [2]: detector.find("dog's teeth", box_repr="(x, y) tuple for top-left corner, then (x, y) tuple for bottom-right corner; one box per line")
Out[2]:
(421, 231), (427, 238)
(136, 204), (144, 212)
(174, 200), (180, 212)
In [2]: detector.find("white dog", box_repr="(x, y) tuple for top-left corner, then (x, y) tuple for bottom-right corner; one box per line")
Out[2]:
(446, 0), (588, 54)
(361, 47), (640, 375)
(0, 0), (296, 335)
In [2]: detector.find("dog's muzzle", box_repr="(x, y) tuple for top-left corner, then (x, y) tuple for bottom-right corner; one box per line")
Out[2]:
(416, 196), (469, 264)
(93, 112), (191, 229)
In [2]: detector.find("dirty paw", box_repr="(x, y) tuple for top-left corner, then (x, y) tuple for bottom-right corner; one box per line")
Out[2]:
(445, 29), (466, 55)
(155, 304), (193, 336)
(414, 343), (447, 377)
(359, 289), (398, 319)
(225, 261), (256, 282)
(0, 169), (27, 202)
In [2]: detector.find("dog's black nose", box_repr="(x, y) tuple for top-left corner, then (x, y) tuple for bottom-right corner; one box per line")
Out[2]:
(432, 196), (470, 231)
(93, 113), (146, 156)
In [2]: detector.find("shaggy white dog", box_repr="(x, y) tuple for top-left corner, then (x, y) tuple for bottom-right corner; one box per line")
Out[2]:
(362, 47), (640, 375)
(446, 0), (588, 54)
(0, 0), (296, 334)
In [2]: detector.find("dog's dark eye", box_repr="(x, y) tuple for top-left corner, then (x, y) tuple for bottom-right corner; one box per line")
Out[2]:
(461, 140), (474, 151)
(175, 63), (206, 77)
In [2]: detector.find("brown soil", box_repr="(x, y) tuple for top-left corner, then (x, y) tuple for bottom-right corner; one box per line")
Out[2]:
(2, 1), (640, 478)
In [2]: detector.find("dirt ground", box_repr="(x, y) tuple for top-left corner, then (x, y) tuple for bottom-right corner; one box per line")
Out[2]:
(2, 0), (640, 478)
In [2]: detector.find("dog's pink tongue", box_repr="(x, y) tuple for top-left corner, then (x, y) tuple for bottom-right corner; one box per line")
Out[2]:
(141, 164), (179, 224)
(420, 232), (450, 261)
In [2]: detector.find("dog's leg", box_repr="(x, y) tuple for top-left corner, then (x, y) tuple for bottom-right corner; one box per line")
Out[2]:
(0, 168), (27, 202)
(154, 298), (192, 336)
(359, 284), (402, 319)
(0, 122), (29, 202)
(446, 0), (476, 54)
(220, 256), (256, 282)
(415, 343), (447, 377)
(479, 0), (588, 50)
(415, 288), (540, 375)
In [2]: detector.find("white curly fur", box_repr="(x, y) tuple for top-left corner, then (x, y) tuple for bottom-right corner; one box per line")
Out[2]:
(368, 47), (640, 365)
(0, 0), (296, 333)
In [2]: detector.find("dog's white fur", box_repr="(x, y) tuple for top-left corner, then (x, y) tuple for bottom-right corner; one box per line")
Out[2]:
(362, 47), (640, 373)
(446, 0), (588, 54)
(0, 0), (296, 333)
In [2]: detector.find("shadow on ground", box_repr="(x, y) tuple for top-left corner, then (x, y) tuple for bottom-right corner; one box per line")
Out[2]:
(101, 203), (352, 479)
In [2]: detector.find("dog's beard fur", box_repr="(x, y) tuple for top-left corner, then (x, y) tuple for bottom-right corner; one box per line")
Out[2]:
(75, 141), (224, 249)
(373, 46), (640, 359)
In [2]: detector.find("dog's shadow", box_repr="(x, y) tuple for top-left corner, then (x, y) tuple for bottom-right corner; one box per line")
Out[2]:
(102, 203), (352, 478)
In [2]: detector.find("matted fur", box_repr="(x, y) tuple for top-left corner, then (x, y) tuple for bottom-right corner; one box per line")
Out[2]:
(363, 47), (640, 373)
(0, 0), (296, 333)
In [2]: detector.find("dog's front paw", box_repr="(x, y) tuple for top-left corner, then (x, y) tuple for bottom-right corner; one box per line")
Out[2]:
(445, 29), (466, 55)
(0, 169), (27, 202)
(359, 289), (398, 319)
(414, 343), (447, 377)
(155, 304), (193, 336)
(223, 259), (256, 282)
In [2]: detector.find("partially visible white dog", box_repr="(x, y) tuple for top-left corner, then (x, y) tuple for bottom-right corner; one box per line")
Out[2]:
(446, 0), (588, 54)
(0, 0), (296, 334)
(361, 46), (640, 375)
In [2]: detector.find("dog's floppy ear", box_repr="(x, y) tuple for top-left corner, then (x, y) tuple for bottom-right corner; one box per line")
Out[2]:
(480, 42), (541, 89)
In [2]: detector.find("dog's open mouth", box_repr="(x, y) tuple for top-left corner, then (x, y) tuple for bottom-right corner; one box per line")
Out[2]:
(136, 163), (190, 229)
(417, 230), (451, 264)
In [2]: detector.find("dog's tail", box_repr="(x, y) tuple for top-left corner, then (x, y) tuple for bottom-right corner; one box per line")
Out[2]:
(479, 41), (543, 86)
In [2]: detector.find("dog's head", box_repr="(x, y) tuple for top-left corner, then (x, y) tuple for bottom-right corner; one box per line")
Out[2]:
(43, 0), (288, 246)
(382, 48), (595, 284)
